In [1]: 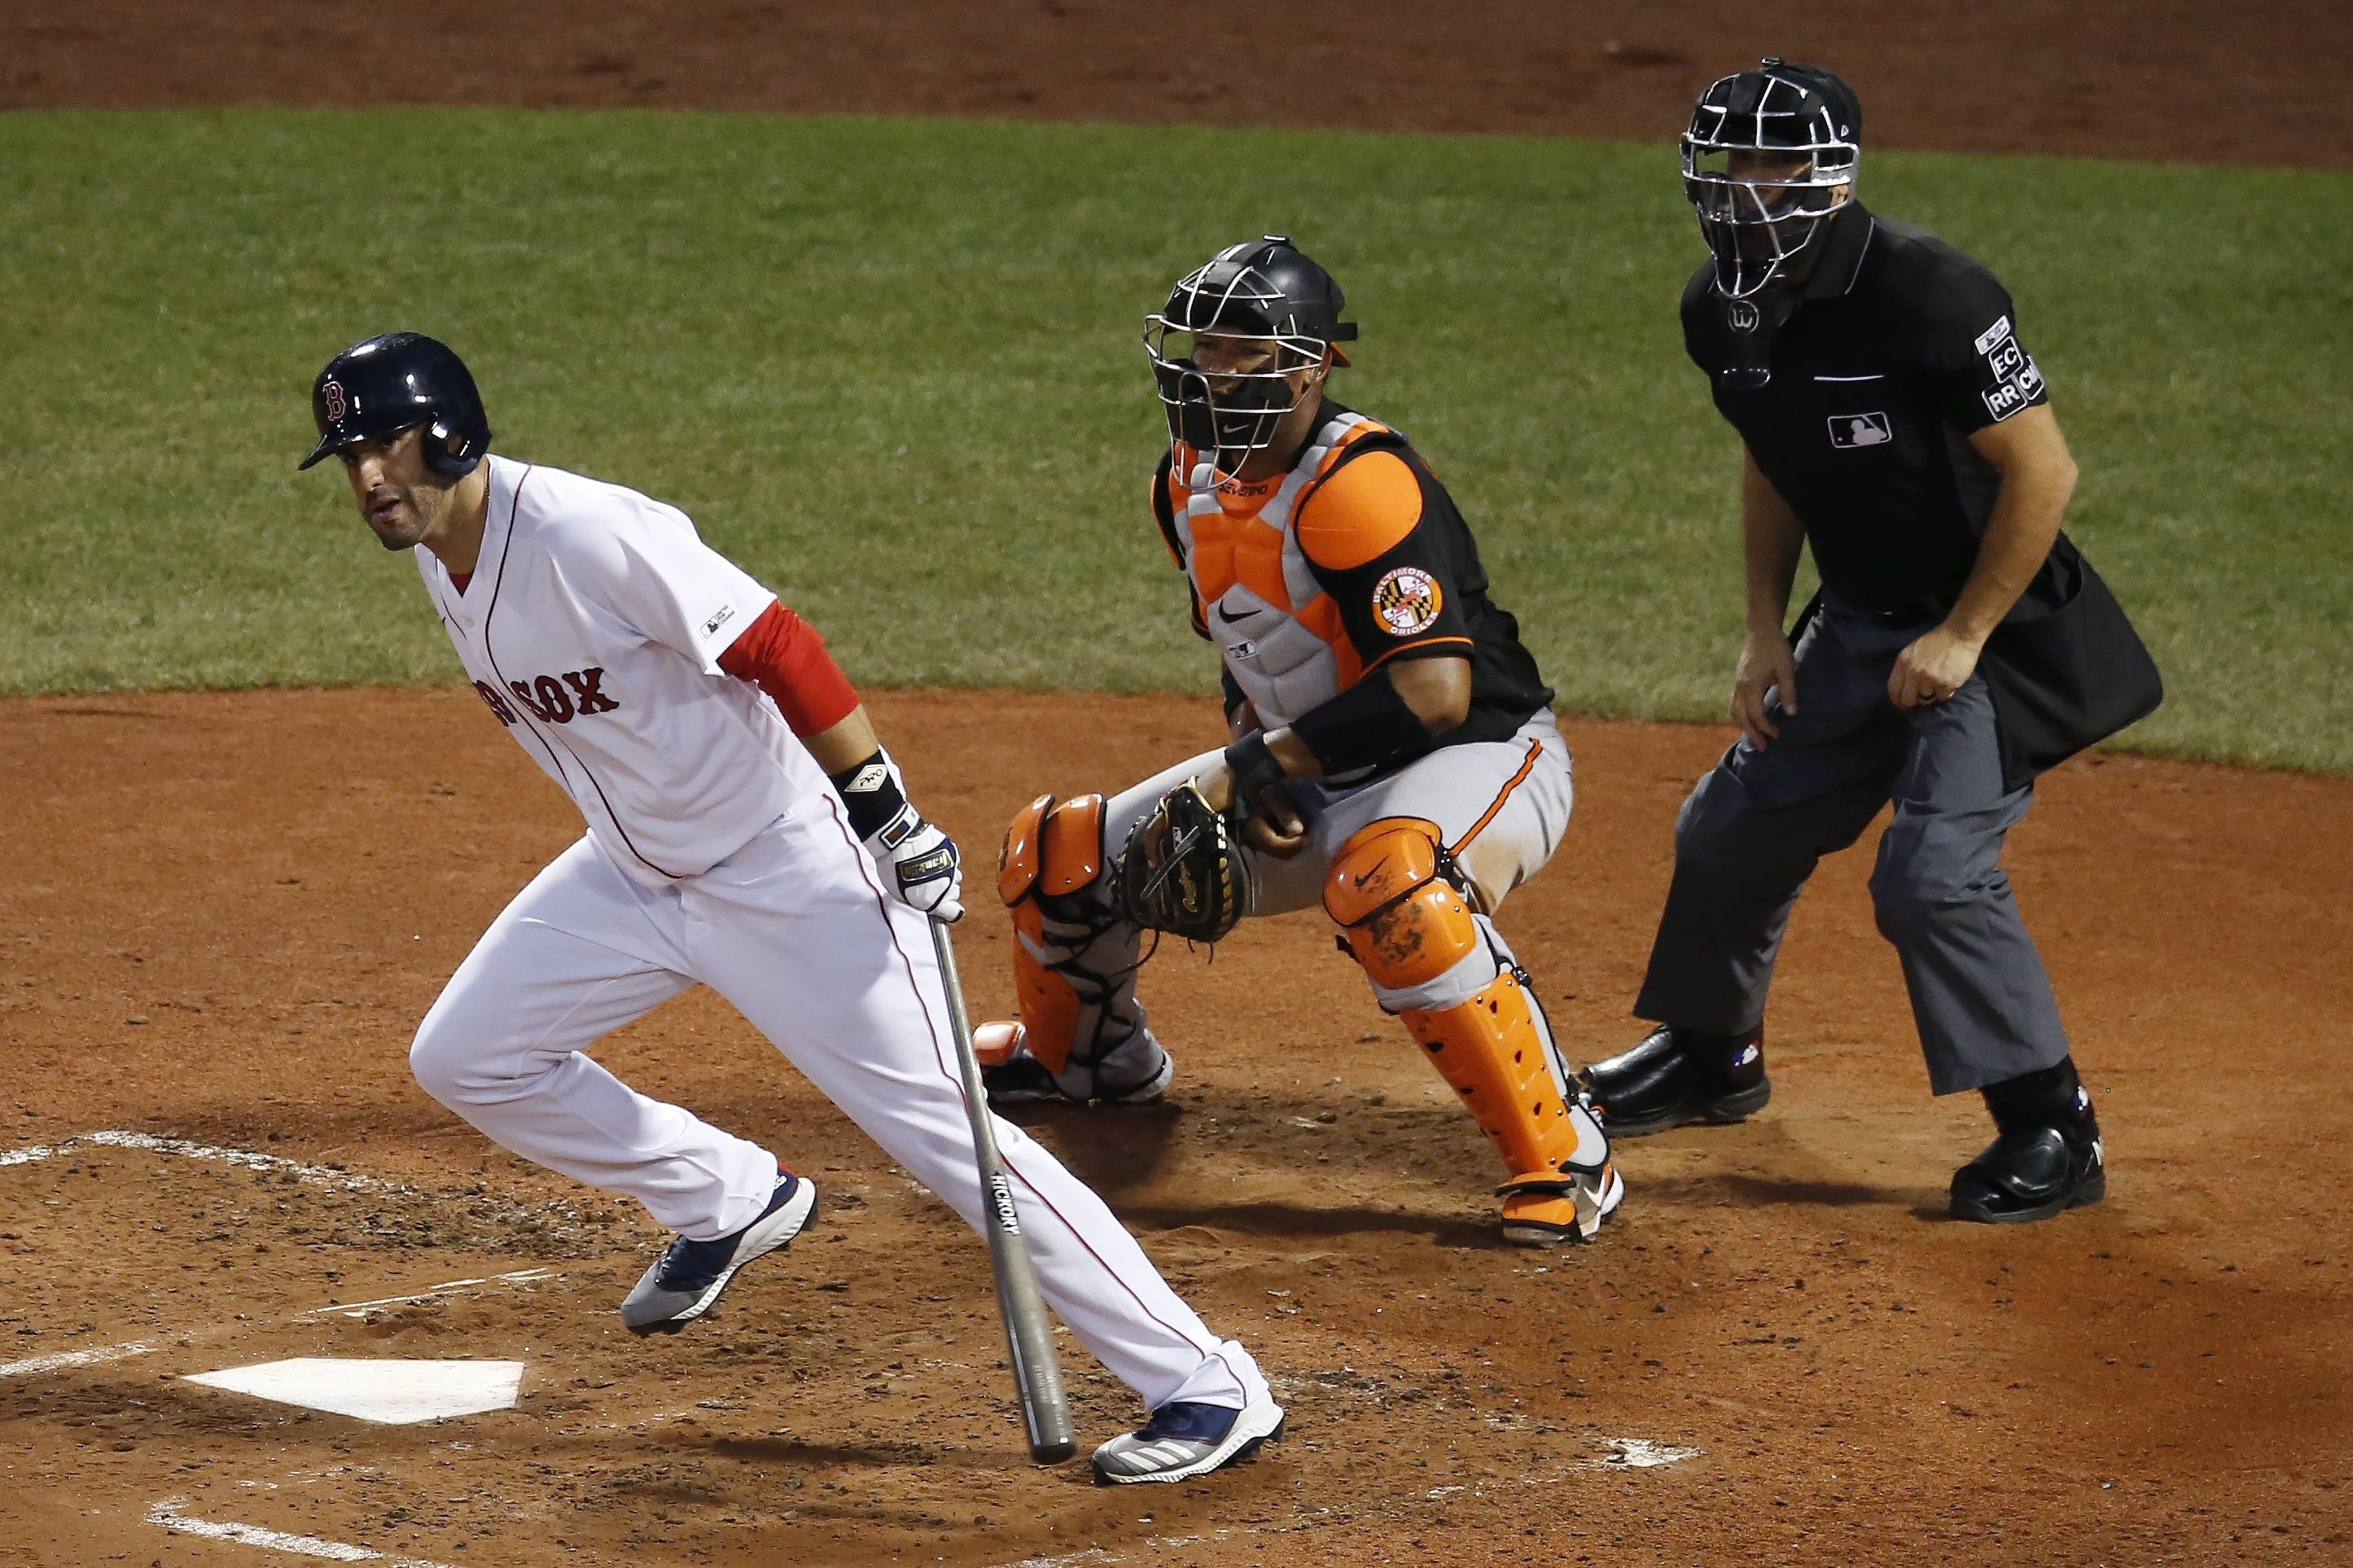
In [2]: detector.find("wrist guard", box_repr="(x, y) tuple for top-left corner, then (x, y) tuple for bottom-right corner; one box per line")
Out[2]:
(1221, 731), (1286, 813)
(829, 747), (918, 849)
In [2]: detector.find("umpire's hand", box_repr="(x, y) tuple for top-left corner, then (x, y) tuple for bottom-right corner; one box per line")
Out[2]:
(1733, 627), (1799, 749)
(1888, 624), (1984, 710)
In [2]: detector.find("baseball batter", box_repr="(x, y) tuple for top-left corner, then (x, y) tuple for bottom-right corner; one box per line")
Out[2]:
(977, 239), (1623, 1248)
(298, 331), (1282, 1483)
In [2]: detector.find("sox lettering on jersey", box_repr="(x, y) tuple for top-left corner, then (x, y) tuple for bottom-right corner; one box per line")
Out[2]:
(473, 668), (620, 727)
(433, 458), (827, 882)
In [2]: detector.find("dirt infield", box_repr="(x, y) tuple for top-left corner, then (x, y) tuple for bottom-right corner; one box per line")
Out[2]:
(6, 0), (2348, 164)
(3, 687), (2350, 1565)
(6, 8), (2351, 1565)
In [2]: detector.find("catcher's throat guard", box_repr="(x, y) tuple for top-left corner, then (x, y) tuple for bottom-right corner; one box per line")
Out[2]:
(1115, 781), (1255, 944)
(1146, 235), (1356, 482)
(1681, 59), (1861, 300)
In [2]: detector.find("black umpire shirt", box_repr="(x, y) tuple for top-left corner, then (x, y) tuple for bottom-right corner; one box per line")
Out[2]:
(1680, 201), (2053, 618)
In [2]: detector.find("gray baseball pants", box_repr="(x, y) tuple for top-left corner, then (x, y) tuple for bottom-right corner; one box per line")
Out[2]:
(1633, 595), (2071, 1094)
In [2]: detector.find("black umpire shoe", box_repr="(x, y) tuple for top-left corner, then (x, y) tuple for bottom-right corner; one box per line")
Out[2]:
(1951, 1102), (2105, 1224)
(1951, 1063), (2105, 1224)
(1580, 1023), (1769, 1137)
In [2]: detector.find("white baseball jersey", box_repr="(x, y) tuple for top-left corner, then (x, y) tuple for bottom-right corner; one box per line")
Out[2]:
(418, 455), (826, 885)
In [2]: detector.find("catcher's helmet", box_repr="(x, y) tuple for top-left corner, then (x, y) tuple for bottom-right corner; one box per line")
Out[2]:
(1144, 236), (1356, 472)
(1681, 59), (1862, 299)
(299, 332), (492, 476)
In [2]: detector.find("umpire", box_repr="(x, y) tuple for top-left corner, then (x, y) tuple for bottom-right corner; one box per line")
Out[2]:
(1584, 59), (2161, 1224)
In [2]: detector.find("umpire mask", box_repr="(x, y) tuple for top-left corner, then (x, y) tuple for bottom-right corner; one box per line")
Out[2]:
(1145, 236), (1355, 481)
(1681, 59), (1861, 300)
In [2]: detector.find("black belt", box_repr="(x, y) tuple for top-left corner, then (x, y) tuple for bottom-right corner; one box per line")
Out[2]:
(1829, 592), (1950, 626)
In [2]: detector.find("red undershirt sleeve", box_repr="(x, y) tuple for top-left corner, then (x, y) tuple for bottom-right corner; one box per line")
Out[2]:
(714, 599), (862, 738)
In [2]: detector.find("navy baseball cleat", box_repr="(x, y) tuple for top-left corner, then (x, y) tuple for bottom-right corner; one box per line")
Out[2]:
(1581, 1023), (1768, 1137)
(1090, 1394), (1286, 1485)
(620, 1171), (816, 1334)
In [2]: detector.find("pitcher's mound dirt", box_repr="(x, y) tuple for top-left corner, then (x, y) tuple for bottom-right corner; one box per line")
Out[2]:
(3, 687), (2348, 1565)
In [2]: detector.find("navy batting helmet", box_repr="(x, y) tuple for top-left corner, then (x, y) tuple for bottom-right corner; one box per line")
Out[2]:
(300, 332), (492, 476)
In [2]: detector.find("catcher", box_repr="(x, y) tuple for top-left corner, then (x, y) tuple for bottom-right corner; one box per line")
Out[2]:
(977, 237), (1623, 1246)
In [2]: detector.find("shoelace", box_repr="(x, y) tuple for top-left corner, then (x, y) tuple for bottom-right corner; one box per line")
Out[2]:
(652, 1233), (736, 1291)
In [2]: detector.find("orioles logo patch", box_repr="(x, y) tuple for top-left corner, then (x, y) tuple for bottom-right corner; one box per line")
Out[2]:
(322, 379), (348, 422)
(1372, 566), (1443, 637)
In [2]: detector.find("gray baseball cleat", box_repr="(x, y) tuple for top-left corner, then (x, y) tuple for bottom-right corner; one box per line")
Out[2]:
(1090, 1393), (1286, 1485)
(621, 1171), (816, 1335)
(976, 1020), (1173, 1107)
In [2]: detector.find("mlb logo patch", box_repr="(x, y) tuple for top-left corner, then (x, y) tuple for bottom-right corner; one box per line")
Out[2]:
(1828, 412), (1893, 449)
(1973, 315), (2014, 356)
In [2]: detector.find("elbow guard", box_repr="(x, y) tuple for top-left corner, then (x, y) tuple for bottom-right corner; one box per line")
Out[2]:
(1289, 669), (1430, 778)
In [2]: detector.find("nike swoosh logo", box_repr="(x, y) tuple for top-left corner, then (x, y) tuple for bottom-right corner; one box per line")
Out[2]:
(1352, 856), (1391, 889)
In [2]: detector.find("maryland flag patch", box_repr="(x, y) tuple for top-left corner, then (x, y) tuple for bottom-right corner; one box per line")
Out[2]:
(1372, 566), (1444, 637)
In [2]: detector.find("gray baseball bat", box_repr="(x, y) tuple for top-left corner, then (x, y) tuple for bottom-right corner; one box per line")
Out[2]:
(928, 918), (1077, 1465)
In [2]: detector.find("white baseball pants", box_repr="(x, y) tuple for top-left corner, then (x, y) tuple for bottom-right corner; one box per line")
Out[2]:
(409, 788), (1264, 1412)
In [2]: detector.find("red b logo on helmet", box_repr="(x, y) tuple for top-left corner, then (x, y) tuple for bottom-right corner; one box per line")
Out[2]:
(323, 380), (348, 422)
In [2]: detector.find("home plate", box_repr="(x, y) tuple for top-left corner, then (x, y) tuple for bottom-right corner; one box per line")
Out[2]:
(185, 1358), (525, 1424)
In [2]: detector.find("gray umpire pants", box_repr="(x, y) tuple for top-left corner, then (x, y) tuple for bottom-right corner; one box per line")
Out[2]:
(1633, 595), (2071, 1095)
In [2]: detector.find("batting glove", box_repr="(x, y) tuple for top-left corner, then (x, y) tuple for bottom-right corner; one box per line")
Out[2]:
(829, 747), (965, 922)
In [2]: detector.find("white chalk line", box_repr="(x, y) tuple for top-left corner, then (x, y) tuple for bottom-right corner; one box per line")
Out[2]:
(0, 1340), (157, 1379)
(1593, 1437), (1702, 1469)
(291, 1268), (562, 1320)
(2, 1130), (570, 1373)
(0, 1269), (565, 1382)
(0, 1129), (412, 1194)
(146, 1497), (462, 1566)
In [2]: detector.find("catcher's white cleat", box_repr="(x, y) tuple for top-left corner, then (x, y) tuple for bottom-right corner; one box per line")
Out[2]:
(1499, 1098), (1624, 1246)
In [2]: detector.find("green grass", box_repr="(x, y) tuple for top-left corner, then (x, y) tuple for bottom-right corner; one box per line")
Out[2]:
(2, 112), (2347, 769)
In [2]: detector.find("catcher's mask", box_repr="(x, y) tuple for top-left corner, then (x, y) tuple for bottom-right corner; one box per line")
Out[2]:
(1680, 59), (1861, 300)
(1144, 235), (1356, 481)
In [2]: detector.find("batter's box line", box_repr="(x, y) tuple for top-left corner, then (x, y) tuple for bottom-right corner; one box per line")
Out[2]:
(0, 1268), (566, 1381)
(146, 1496), (462, 1567)
(0, 1128), (414, 1194)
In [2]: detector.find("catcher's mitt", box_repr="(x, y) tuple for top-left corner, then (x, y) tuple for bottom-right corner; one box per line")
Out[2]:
(1115, 781), (1255, 944)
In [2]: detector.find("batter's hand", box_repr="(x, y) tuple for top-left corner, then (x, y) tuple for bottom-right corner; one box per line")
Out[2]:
(1732, 628), (1799, 749)
(1889, 624), (1985, 710)
(878, 818), (965, 922)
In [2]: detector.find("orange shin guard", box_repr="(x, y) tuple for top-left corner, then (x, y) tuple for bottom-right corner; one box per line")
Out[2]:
(1327, 818), (1599, 1192)
(1401, 969), (1591, 1188)
(997, 792), (1108, 1075)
